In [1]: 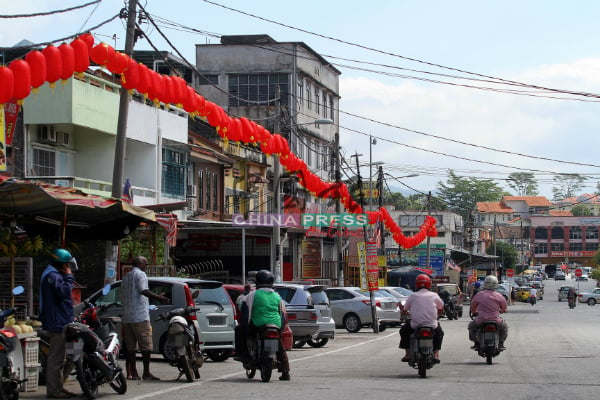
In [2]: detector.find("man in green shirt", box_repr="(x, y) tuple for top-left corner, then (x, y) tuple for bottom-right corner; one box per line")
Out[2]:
(243, 270), (290, 381)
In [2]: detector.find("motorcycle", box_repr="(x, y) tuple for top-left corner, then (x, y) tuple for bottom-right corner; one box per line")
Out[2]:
(156, 306), (203, 382)
(0, 287), (26, 400)
(474, 321), (504, 365)
(443, 297), (457, 320)
(243, 324), (281, 383)
(407, 326), (437, 378)
(568, 297), (576, 309)
(529, 295), (537, 306)
(64, 285), (127, 399)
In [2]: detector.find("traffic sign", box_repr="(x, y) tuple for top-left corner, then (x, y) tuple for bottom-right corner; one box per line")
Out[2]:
(506, 269), (514, 277)
(575, 268), (583, 277)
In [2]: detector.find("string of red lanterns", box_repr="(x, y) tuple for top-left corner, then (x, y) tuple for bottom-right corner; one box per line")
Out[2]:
(0, 35), (437, 249)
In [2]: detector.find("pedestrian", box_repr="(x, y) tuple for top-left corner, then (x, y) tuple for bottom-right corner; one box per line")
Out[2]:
(121, 256), (169, 381)
(510, 286), (516, 305)
(40, 248), (78, 399)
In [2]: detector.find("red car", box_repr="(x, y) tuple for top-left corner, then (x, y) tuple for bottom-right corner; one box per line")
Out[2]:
(223, 284), (293, 351)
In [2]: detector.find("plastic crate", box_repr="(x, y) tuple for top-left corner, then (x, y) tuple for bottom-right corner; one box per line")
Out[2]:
(21, 337), (40, 366)
(20, 364), (40, 392)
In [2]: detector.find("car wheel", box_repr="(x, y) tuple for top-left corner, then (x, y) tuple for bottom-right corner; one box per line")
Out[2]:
(307, 338), (329, 348)
(293, 339), (307, 348)
(587, 298), (596, 306)
(343, 313), (362, 333)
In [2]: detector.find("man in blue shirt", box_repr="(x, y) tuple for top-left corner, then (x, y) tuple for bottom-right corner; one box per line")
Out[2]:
(40, 248), (77, 399)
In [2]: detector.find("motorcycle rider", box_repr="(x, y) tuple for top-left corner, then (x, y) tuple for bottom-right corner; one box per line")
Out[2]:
(240, 270), (290, 381)
(468, 275), (508, 350)
(567, 287), (577, 307)
(529, 285), (537, 305)
(438, 289), (454, 318)
(40, 248), (77, 399)
(399, 274), (444, 363)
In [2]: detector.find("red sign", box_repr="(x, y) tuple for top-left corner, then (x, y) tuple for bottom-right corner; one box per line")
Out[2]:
(506, 269), (514, 277)
(575, 268), (583, 277)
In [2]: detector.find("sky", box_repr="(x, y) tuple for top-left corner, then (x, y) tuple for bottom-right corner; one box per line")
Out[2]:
(3, 0), (600, 200)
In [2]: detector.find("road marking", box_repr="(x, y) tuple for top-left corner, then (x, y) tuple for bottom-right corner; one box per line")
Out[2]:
(127, 332), (398, 399)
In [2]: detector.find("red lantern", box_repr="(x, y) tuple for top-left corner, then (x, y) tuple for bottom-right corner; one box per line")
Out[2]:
(107, 52), (129, 75)
(0, 66), (14, 104)
(42, 45), (62, 86)
(25, 50), (46, 90)
(58, 43), (75, 81)
(120, 58), (139, 90)
(136, 63), (150, 97)
(227, 118), (242, 141)
(194, 94), (206, 115)
(162, 75), (175, 105)
(172, 76), (186, 107)
(8, 59), (31, 103)
(90, 43), (115, 68)
(182, 85), (196, 113)
(70, 38), (90, 75)
(78, 33), (95, 51)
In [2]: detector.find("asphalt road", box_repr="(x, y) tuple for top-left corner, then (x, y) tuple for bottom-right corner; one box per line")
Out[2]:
(21, 278), (600, 399)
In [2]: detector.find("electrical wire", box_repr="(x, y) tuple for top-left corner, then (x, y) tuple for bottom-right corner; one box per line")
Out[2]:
(0, 0), (101, 18)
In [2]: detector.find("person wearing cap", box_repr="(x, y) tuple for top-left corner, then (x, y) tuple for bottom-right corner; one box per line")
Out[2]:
(40, 248), (77, 399)
(468, 275), (508, 350)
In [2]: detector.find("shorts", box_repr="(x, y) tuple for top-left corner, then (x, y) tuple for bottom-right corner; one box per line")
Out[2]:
(123, 321), (153, 353)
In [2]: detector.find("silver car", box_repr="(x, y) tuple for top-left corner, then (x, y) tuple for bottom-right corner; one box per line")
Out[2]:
(577, 288), (600, 305)
(85, 277), (236, 362)
(274, 283), (335, 348)
(325, 287), (401, 333)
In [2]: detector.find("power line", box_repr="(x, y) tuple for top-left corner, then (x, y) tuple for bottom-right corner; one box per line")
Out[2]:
(0, 0), (101, 18)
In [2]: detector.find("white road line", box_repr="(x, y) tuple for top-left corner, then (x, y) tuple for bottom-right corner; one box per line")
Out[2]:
(127, 332), (397, 400)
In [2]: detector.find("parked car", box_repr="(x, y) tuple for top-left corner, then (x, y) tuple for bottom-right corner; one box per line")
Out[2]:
(554, 271), (566, 280)
(515, 286), (532, 302)
(496, 283), (511, 301)
(273, 283), (335, 348)
(223, 284), (292, 351)
(529, 281), (544, 300)
(378, 286), (410, 320)
(558, 285), (576, 301)
(576, 274), (589, 282)
(325, 287), (401, 333)
(85, 277), (236, 362)
(433, 283), (464, 318)
(578, 288), (600, 305)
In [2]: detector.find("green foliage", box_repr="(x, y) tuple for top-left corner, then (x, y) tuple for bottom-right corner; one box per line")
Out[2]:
(592, 251), (600, 269)
(119, 225), (166, 264)
(552, 174), (587, 201)
(571, 204), (593, 216)
(590, 268), (600, 281)
(436, 170), (504, 218)
(506, 172), (538, 196)
(485, 241), (518, 270)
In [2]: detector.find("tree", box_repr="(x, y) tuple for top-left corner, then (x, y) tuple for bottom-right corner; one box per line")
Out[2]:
(436, 170), (505, 218)
(571, 204), (593, 216)
(552, 174), (587, 201)
(506, 172), (538, 196)
(486, 241), (517, 271)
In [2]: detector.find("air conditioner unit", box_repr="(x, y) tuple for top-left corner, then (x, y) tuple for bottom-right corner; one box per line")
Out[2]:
(56, 131), (70, 146)
(186, 196), (197, 210)
(187, 184), (197, 197)
(38, 125), (56, 144)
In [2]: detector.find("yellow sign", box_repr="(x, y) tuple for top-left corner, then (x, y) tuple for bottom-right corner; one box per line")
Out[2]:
(0, 108), (6, 171)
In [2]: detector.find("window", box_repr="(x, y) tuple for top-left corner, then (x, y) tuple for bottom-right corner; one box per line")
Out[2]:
(329, 97), (334, 121)
(569, 227), (582, 239)
(32, 148), (55, 176)
(198, 170), (204, 209)
(586, 227), (598, 239)
(323, 93), (328, 117)
(315, 90), (320, 115)
(551, 243), (564, 251)
(162, 149), (185, 196)
(551, 227), (564, 239)
(306, 84), (311, 110)
(198, 74), (218, 85)
(586, 242), (598, 251)
(569, 242), (582, 251)
(298, 79), (304, 109)
(228, 73), (289, 107)
(534, 243), (548, 254)
(212, 173), (218, 212)
(305, 138), (312, 166)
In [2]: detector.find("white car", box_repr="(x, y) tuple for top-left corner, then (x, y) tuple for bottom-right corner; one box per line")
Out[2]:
(578, 288), (600, 305)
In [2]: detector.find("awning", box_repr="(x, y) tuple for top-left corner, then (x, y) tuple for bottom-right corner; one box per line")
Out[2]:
(0, 176), (156, 241)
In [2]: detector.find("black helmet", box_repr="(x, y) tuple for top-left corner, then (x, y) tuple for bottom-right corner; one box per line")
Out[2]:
(255, 269), (274, 288)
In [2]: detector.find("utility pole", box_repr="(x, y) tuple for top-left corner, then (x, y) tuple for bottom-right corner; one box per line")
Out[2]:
(425, 191), (432, 271)
(105, 0), (137, 284)
(272, 85), (282, 282)
(334, 132), (344, 286)
(351, 153), (378, 334)
(493, 214), (497, 276)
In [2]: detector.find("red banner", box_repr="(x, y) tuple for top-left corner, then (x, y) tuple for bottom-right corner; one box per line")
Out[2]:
(4, 101), (20, 146)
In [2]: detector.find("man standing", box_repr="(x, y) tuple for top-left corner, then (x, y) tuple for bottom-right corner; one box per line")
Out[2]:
(40, 248), (77, 399)
(121, 256), (169, 381)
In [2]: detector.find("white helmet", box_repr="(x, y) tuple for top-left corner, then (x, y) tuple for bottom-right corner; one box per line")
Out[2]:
(168, 316), (187, 335)
(482, 275), (499, 290)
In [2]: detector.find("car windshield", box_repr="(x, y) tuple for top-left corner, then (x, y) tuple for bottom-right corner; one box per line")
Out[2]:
(188, 284), (231, 305)
(310, 290), (329, 305)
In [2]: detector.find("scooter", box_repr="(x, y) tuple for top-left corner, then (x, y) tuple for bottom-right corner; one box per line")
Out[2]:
(529, 295), (537, 306)
(64, 285), (127, 399)
(474, 321), (504, 365)
(0, 287), (26, 400)
(156, 306), (203, 382)
(568, 297), (576, 309)
(408, 325), (437, 378)
(243, 324), (281, 383)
